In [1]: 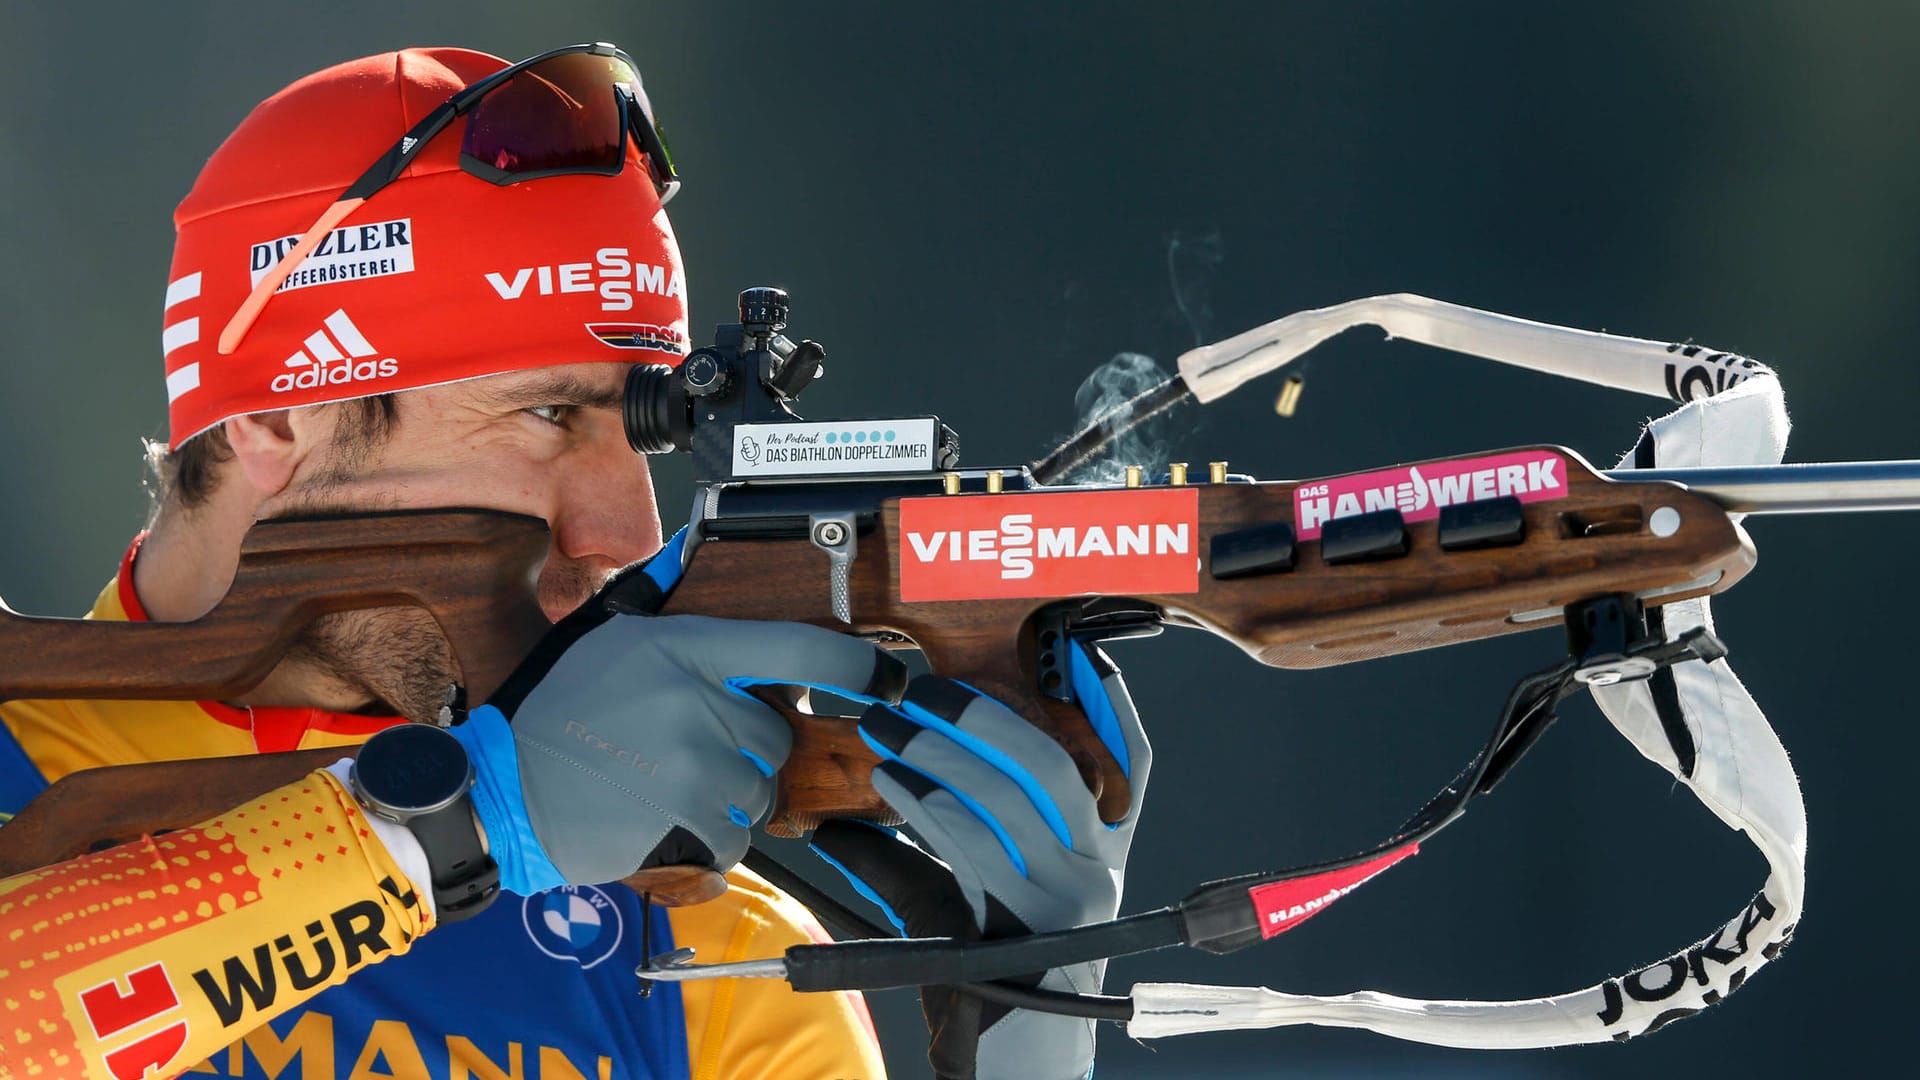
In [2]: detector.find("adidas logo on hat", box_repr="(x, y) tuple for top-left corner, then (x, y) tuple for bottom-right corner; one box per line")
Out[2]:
(270, 309), (398, 393)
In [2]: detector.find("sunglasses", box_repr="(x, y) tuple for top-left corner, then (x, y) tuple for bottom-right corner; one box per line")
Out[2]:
(218, 42), (678, 355)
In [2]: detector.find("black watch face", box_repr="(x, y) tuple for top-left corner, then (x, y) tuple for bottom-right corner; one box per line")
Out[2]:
(356, 724), (472, 813)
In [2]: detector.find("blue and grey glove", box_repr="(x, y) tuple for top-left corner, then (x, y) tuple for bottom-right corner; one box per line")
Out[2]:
(450, 529), (905, 892)
(810, 641), (1150, 1080)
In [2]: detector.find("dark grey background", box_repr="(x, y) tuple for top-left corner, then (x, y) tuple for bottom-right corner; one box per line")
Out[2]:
(5, 3), (1917, 1076)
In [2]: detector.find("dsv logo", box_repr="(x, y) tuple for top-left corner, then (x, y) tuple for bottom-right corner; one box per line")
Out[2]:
(271, 309), (398, 394)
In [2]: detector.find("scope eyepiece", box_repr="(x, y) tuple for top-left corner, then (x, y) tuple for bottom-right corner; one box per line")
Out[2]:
(623, 363), (689, 454)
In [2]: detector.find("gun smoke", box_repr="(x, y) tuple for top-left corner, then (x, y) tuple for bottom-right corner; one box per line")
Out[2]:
(1063, 352), (1183, 484)
(1048, 233), (1217, 483)
(1168, 228), (1224, 347)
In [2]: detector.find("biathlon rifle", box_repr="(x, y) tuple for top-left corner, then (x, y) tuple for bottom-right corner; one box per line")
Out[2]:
(3, 289), (1917, 1047)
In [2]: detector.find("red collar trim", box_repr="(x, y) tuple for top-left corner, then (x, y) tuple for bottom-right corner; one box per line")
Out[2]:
(117, 534), (405, 752)
(116, 532), (150, 620)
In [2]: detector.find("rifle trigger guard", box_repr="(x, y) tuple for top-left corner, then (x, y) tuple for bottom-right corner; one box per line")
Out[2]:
(809, 512), (858, 624)
(1035, 601), (1167, 702)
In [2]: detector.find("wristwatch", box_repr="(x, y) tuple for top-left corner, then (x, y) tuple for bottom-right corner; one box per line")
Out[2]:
(349, 723), (500, 922)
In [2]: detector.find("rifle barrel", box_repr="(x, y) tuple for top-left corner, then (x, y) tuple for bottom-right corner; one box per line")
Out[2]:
(1610, 461), (1920, 514)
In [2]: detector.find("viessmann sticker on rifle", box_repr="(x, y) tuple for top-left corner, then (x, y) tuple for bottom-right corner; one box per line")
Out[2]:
(1295, 449), (1569, 540)
(732, 419), (938, 477)
(899, 488), (1199, 602)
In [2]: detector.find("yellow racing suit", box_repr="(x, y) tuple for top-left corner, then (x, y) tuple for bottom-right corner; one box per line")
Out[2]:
(0, 544), (885, 1080)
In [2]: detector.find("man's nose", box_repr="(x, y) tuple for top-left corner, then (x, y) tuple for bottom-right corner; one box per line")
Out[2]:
(543, 441), (664, 605)
(554, 459), (663, 564)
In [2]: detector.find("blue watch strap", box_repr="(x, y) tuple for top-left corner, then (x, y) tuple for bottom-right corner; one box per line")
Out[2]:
(450, 705), (567, 895)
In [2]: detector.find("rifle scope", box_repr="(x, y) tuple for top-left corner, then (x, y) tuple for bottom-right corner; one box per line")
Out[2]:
(623, 286), (822, 458)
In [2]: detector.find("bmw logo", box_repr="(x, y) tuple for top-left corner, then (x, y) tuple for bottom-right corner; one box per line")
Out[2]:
(522, 885), (624, 969)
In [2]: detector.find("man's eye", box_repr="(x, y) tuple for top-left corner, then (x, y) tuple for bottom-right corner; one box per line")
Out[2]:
(526, 404), (572, 426)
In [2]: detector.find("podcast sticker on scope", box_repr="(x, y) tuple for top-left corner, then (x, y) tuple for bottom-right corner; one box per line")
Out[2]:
(732, 418), (938, 477)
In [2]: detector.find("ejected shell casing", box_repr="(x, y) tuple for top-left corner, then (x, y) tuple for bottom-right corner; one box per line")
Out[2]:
(1275, 373), (1305, 417)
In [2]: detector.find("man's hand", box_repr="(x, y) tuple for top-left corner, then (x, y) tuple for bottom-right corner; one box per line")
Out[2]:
(810, 642), (1151, 1080)
(449, 533), (905, 892)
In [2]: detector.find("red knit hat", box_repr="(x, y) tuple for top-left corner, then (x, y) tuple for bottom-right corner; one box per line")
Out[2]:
(161, 47), (688, 447)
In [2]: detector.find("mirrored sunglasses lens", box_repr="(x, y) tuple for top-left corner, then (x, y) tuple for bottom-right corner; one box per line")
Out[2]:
(461, 54), (628, 175)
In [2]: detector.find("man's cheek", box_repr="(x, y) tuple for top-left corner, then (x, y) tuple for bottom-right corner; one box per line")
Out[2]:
(303, 607), (456, 722)
(536, 558), (615, 622)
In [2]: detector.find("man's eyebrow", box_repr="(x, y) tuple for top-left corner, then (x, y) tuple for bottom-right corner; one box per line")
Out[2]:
(478, 375), (626, 411)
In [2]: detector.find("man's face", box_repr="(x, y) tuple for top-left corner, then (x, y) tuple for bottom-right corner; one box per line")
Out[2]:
(277, 359), (665, 718)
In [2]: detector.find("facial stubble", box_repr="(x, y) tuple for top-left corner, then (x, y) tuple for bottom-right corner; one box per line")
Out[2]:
(287, 605), (460, 724)
(277, 400), (619, 721)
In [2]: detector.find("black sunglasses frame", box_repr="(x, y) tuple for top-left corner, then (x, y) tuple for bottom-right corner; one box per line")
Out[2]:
(220, 42), (679, 355)
(341, 42), (678, 204)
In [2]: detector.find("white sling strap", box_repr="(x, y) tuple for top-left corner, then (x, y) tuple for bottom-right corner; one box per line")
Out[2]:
(1130, 296), (1802, 1047)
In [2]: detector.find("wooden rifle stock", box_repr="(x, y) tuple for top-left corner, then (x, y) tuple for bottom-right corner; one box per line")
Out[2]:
(0, 510), (729, 903)
(1, 510), (551, 704)
(0, 446), (1754, 904)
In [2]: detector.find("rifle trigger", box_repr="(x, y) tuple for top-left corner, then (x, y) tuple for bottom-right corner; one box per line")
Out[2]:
(810, 512), (859, 624)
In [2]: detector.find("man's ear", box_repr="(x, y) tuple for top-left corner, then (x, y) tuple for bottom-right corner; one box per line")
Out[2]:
(222, 410), (301, 496)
